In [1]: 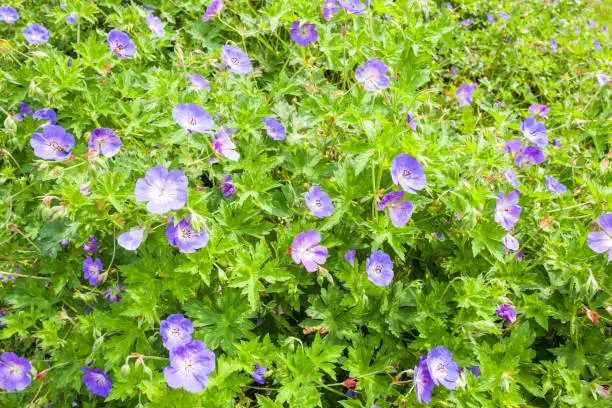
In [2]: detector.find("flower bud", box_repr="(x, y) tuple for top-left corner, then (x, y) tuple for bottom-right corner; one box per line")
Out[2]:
(121, 363), (131, 379)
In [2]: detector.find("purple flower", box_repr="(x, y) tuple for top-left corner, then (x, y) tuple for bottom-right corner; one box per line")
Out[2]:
(520, 117), (548, 147)
(14, 103), (32, 121)
(221, 45), (252, 75)
(390, 154), (426, 194)
(164, 340), (216, 393)
(550, 37), (558, 51)
(426, 346), (460, 390)
(366, 250), (394, 286)
(445, 2), (453, 10)
(290, 21), (318, 47)
(406, 113), (417, 131)
(545, 176), (567, 195)
(553, 139), (562, 148)
(594, 39), (601, 51)
(88, 128), (122, 157)
(460, 19), (474, 27)
(103, 286), (125, 303)
(107, 29), (136, 58)
(603, 25), (609, 37)
(188, 74), (211, 91)
(376, 191), (404, 211)
(588, 19), (596, 29)
(576, 28), (582, 36)
(23, 24), (50, 44)
(202, 0), (224, 22)
(494, 190), (521, 231)
(80, 182), (92, 196)
(414, 356), (433, 404)
(212, 127), (240, 161)
(0, 7), (19, 24)
(504, 169), (518, 187)
(291, 230), (328, 272)
(514, 146), (545, 168)
(344, 250), (356, 266)
(470, 366), (481, 377)
(495, 304), (517, 324)
(450, 65), (457, 78)
(83, 236), (98, 253)
(262, 118), (286, 141)
(82, 257), (103, 286)
(0, 353), (31, 392)
(117, 227), (145, 251)
(160, 314), (194, 351)
(322, 0), (339, 21)
(388, 201), (414, 228)
(503, 234), (519, 252)
(220, 174), (235, 198)
(587, 214), (612, 261)
(30, 125), (74, 160)
(528, 104), (549, 118)
(338, 0), (366, 14)
(456, 83), (477, 106)
(172, 104), (213, 134)
(596, 73), (610, 86)
(81, 367), (111, 398)
(135, 166), (188, 214)
(66, 15), (77, 25)
(32, 108), (57, 124)
(498, 12), (509, 21)
(166, 216), (210, 254)
(146, 13), (165, 38)
(251, 364), (268, 384)
(305, 186), (334, 218)
(486, 13), (496, 24)
(355, 58), (391, 93)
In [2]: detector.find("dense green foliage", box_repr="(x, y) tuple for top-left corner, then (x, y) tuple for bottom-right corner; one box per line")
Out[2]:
(0, 0), (610, 407)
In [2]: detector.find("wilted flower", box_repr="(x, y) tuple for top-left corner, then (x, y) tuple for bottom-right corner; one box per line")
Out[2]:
(344, 250), (356, 266)
(594, 384), (610, 399)
(221, 45), (252, 75)
(81, 367), (112, 398)
(0, 352), (31, 392)
(188, 74), (211, 91)
(32, 108), (57, 124)
(390, 154), (426, 194)
(414, 356), (434, 404)
(291, 230), (328, 272)
(377, 191), (413, 227)
(495, 304), (517, 324)
(355, 58), (390, 93)
(166, 216), (210, 253)
(212, 127), (240, 161)
(515, 146), (545, 168)
(83, 236), (98, 254)
(521, 117), (548, 147)
(103, 286), (125, 303)
(107, 29), (136, 58)
(30, 125), (74, 160)
(117, 227), (145, 251)
(0, 7), (19, 24)
(82, 257), (103, 286)
(135, 166), (188, 214)
(545, 176), (567, 195)
(23, 24), (50, 44)
(587, 213), (612, 261)
(202, 0), (224, 22)
(164, 340), (216, 393)
(80, 182), (92, 196)
(160, 314), (194, 351)
(88, 128), (122, 157)
(503, 234), (519, 252)
(173, 104), (213, 134)
(262, 118), (286, 141)
(426, 346), (460, 390)
(366, 250), (394, 286)
(14, 103), (32, 122)
(470, 366), (481, 377)
(305, 186), (334, 218)
(146, 12), (165, 37)
(494, 190), (521, 231)
(322, 0), (339, 21)
(66, 15), (77, 25)
(290, 21), (318, 46)
(528, 104), (549, 118)
(456, 83), (477, 106)
(338, 0), (367, 14)
(251, 364), (268, 384)
(220, 174), (235, 198)
(406, 113), (417, 131)
(586, 309), (600, 325)
(504, 169), (518, 187)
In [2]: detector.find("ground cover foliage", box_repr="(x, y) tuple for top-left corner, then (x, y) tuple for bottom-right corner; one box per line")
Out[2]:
(0, 0), (611, 407)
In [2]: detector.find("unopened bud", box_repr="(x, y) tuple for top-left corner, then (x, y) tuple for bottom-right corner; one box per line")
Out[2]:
(121, 363), (131, 379)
